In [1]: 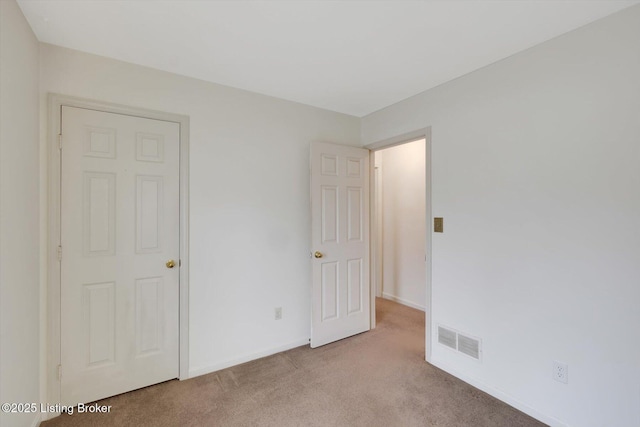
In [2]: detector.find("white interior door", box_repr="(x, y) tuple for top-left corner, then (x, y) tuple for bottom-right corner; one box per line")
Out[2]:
(60, 106), (179, 405)
(310, 142), (370, 348)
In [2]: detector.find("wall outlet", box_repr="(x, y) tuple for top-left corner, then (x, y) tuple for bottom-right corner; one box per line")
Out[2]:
(275, 307), (282, 320)
(553, 361), (568, 384)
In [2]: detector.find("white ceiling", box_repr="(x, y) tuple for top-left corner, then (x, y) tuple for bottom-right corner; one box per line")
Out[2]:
(17, 0), (639, 117)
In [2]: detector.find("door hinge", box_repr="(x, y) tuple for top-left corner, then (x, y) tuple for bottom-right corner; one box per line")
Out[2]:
(57, 364), (62, 380)
(57, 245), (62, 262)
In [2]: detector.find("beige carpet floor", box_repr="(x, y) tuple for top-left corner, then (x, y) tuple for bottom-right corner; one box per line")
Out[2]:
(42, 298), (546, 427)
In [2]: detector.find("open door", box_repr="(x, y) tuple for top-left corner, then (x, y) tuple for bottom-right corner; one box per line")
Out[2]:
(310, 142), (370, 348)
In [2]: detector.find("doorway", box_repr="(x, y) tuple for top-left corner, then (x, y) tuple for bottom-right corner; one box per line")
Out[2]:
(367, 129), (432, 361)
(374, 139), (427, 309)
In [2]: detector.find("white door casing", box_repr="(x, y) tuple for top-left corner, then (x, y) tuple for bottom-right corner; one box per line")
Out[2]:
(310, 142), (370, 348)
(60, 106), (179, 405)
(373, 163), (383, 299)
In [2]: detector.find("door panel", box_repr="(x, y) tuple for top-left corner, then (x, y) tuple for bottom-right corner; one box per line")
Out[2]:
(311, 142), (370, 348)
(347, 259), (363, 314)
(60, 106), (179, 405)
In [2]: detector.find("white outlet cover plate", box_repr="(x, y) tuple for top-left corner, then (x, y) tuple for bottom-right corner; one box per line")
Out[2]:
(553, 360), (568, 384)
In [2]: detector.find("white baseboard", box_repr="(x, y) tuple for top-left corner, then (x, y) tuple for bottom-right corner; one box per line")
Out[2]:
(382, 292), (425, 311)
(31, 413), (41, 427)
(429, 358), (569, 427)
(188, 338), (309, 379)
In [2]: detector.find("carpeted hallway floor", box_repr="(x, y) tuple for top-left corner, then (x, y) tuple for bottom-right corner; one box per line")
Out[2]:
(41, 298), (546, 427)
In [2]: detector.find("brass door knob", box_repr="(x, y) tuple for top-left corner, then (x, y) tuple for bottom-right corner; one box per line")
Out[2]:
(314, 251), (323, 259)
(166, 260), (176, 269)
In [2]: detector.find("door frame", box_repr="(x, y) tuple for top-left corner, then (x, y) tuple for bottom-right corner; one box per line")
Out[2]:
(365, 127), (432, 363)
(46, 94), (190, 411)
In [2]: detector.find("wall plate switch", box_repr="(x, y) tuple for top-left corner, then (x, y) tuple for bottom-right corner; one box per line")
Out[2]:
(275, 307), (282, 320)
(553, 361), (568, 384)
(434, 217), (443, 233)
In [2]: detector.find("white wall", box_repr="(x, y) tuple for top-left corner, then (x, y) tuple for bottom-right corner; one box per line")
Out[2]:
(39, 44), (360, 378)
(0, 1), (41, 427)
(362, 6), (640, 427)
(378, 140), (426, 310)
